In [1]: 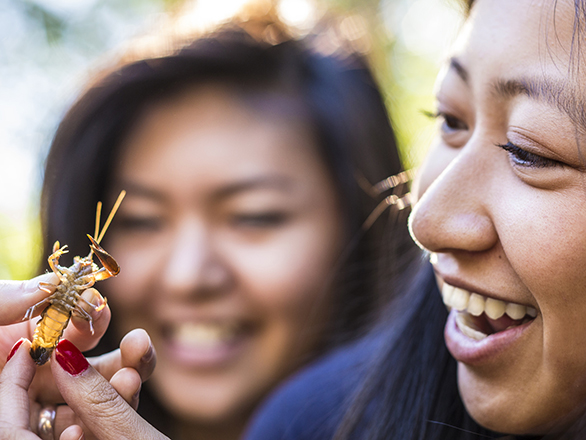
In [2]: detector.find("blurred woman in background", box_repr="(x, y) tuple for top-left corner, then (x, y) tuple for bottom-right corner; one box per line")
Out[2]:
(5, 6), (415, 439)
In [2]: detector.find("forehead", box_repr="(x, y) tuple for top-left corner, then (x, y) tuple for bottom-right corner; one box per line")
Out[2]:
(115, 85), (327, 195)
(457, 0), (585, 89)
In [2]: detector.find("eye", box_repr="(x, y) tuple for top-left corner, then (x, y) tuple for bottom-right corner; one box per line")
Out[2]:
(231, 212), (288, 229)
(424, 110), (468, 133)
(116, 216), (163, 232)
(497, 142), (563, 168)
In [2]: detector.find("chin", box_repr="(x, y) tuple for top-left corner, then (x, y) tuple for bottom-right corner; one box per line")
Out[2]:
(458, 368), (580, 437)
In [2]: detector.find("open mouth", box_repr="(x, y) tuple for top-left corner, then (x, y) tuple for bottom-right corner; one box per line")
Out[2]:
(165, 321), (250, 350)
(442, 283), (537, 341)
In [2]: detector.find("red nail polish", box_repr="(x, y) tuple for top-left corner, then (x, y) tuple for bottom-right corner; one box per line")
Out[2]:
(6, 338), (24, 362)
(55, 339), (89, 376)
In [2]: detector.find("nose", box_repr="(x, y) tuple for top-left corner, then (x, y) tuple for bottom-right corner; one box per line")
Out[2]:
(409, 142), (498, 254)
(160, 218), (232, 299)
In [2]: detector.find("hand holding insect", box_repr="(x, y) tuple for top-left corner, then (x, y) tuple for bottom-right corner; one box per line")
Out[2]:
(0, 191), (162, 438)
(0, 332), (165, 440)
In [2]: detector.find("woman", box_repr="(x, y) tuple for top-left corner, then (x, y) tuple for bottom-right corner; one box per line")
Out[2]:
(244, 0), (586, 439)
(0, 11), (415, 440)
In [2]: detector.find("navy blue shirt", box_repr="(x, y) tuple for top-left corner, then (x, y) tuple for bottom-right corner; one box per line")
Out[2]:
(243, 333), (385, 440)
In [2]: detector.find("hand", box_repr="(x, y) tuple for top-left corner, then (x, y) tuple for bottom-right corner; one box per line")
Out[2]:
(0, 276), (157, 438)
(0, 273), (111, 360)
(0, 338), (166, 440)
(32, 329), (157, 439)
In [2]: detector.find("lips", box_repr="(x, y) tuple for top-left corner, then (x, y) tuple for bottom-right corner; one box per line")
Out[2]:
(442, 282), (537, 365)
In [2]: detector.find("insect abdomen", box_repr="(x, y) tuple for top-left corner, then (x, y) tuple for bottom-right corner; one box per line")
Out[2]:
(30, 302), (72, 365)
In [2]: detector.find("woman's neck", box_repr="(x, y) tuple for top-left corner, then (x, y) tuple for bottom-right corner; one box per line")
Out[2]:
(175, 416), (248, 440)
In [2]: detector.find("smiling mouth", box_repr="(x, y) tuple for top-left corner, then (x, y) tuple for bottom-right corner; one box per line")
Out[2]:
(442, 283), (537, 341)
(165, 321), (250, 350)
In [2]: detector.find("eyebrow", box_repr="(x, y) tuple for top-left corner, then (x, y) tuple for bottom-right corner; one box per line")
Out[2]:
(118, 176), (295, 204)
(450, 58), (469, 83)
(449, 57), (586, 133)
(212, 176), (294, 200)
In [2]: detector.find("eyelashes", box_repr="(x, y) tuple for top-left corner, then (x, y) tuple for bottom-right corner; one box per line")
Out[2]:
(423, 108), (565, 169)
(496, 141), (563, 169)
(422, 110), (468, 133)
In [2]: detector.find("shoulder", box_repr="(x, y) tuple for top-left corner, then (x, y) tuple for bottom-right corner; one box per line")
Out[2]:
(243, 334), (383, 440)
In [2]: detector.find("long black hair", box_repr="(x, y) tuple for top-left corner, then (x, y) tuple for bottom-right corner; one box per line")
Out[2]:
(40, 14), (416, 435)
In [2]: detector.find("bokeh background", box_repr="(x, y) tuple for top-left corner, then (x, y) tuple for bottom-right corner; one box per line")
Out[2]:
(0, 0), (464, 280)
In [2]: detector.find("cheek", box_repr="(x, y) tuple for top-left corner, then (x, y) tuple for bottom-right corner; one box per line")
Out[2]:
(499, 190), (586, 372)
(500, 192), (586, 307)
(101, 238), (164, 308)
(227, 224), (342, 322)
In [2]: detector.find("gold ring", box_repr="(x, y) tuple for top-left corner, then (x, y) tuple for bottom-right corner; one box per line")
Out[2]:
(38, 406), (56, 440)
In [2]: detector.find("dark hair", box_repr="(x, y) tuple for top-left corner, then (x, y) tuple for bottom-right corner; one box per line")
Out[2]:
(40, 15), (416, 435)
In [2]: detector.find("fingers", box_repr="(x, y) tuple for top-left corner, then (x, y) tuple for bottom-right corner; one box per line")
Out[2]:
(64, 288), (111, 353)
(0, 338), (40, 439)
(60, 425), (85, 440)
(109, 368), (142, 410)
(31, 371), (141, 440)
(0, 273), (59, 325)
(91, 329), (156, 382)
(51, 339), (168, 440)
(30, 404), (81, 440)
(29, 329), (155, 406)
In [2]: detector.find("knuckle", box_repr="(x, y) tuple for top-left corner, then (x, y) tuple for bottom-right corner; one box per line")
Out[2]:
(85, 382), (130, 421)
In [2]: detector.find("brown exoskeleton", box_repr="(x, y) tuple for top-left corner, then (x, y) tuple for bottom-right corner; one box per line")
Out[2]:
(26, 191), (125, 365)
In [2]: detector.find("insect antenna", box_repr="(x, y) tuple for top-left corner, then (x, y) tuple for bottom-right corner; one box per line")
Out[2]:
(357, 169), (415, 232)
(96, 190), (126, 244)
(94, 201), (102, 240)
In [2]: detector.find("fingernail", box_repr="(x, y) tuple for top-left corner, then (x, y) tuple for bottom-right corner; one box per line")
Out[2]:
(6, 338), (24, 362)
(55, 339), (89, 376)
(81, 289), (106, 313)
(141, 343), (155, 363)
(132, 385), (142, 404)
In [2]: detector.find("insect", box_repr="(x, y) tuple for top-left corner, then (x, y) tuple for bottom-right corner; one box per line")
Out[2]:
(26, 191), (126, 365)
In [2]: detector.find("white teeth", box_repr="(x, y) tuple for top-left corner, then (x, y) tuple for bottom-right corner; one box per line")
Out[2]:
(451, 288), (470, 311)
(484, 298), (506, 320)
(441, 283), (537, 321)
(505, 303), (526, 320)
(174, 322), (237, 348)
(442, 284), (455, 308)
(456, 313), (488, 341)
(467, 293), (485, 316)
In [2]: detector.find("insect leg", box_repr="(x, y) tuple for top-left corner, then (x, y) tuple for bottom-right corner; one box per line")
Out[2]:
(47, 242), (71, 283)
(38, 281), (58, 294)
(71, 304), (95, 335)
(24, 298), (51, 321)
(77, 294), (107, 313)
(87, 236), (120, 280)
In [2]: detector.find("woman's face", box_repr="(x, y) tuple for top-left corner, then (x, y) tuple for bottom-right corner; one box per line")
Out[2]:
(104, 85), (344, 426)
(410, 0), (586, 435)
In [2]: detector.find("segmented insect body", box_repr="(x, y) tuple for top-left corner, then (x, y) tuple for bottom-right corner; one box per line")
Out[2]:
(27, 191), (125, 365)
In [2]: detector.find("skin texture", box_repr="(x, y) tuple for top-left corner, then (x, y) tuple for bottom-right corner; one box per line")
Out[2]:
(409, 0), (586, 435)
(104, 85), (345, 437)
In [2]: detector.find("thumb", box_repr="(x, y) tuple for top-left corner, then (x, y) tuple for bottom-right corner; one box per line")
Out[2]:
(0, 273), (59, 324)
(51, 340), (169, 440)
